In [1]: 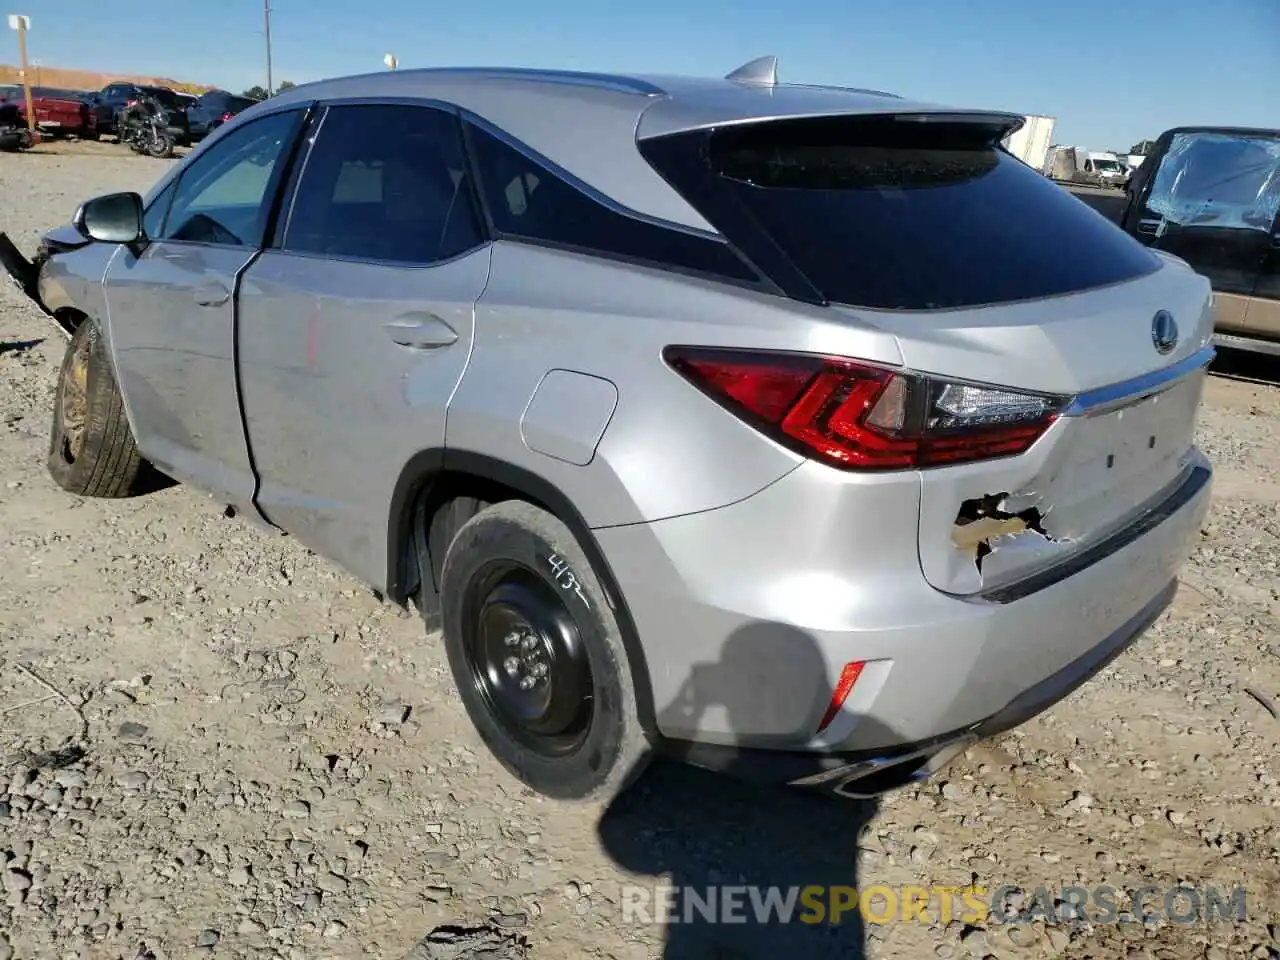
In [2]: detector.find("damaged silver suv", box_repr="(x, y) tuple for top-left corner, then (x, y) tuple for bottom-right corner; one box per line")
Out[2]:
(0, 58), (1215, 802)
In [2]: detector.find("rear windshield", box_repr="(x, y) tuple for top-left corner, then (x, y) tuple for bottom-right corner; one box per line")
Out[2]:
(642, 116), (1161, 310)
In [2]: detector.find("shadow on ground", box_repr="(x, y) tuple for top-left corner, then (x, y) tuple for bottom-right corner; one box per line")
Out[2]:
(599, 621), (888, 960)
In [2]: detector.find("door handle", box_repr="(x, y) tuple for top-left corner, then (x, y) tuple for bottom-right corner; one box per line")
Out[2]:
(193, 281), (231, 307)
(383, 313), (457, 348)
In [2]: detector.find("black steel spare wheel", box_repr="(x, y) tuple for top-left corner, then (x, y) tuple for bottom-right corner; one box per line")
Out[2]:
(433, 500), (651, 800)
(465, 566), (593, 756)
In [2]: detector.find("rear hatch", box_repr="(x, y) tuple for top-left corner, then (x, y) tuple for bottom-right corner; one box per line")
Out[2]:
(640, 110), (1215, 596)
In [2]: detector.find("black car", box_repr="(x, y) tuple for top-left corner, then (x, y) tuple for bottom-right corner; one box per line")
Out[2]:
(1121, 126), (1280, 357)
(187, 90), (260, 140)
(91, 82), (192, 144)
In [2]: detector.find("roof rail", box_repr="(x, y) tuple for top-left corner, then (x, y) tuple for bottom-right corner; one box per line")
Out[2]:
(726, 56), (778, 86)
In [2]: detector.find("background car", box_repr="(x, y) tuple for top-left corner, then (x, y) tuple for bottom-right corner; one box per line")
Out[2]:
(0, 84), (97, 139)
(90, 82), (191, 144)
(186, 90), (261, 140)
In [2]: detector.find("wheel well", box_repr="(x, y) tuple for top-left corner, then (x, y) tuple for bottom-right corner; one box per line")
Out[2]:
(53, 307), (88, 335)
(388, 452), (658, 736)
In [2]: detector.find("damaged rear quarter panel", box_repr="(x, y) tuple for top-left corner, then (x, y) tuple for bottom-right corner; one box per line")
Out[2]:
(920, 369), (1207, 596)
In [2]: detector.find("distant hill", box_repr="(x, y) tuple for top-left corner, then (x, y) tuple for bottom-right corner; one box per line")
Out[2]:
(0, 63), (214, 94)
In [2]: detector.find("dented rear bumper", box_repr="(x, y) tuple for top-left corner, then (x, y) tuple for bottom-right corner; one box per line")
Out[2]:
(593, 445), (1212, 756)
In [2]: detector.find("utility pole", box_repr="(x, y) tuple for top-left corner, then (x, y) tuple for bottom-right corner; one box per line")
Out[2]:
(7, 14), (35, 138)
(263, 0), (273, 96)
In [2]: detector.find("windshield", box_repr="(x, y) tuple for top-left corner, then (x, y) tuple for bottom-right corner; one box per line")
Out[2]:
(1092, 158), (1124, 172)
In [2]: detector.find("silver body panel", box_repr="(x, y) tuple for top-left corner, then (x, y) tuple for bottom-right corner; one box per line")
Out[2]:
(28, 64), (1214, 771)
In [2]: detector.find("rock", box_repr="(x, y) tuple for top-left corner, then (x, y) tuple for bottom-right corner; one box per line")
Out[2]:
(117, 722), (149, 743)
(379, 703), (410, 726)
(2, 869), (31, 892)
(196, 930), (219, 947)
(117, 771), (149, 790)
(282, 800), (310, 819)
(53, 769), (87, 789)
(941, 782), (964, 801)
(228, 866), (251, 886)
(323, 920), (347, 938)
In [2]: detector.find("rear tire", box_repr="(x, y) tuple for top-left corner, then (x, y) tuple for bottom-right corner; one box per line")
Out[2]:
(436, 500), (651, 801)
(47, 319), (145, 498)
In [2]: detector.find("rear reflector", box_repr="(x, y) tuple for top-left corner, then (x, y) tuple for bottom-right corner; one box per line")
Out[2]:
(817, 661), (866, 734)
(664, 347), (1065, 470)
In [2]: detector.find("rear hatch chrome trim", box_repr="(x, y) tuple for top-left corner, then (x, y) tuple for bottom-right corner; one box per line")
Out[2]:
(1062, 345), (1215, 417)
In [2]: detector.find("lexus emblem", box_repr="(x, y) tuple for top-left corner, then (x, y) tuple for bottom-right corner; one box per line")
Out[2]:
(1151, 310), (1178, 355)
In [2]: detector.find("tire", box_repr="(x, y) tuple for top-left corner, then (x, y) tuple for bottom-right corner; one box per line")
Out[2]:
(47, 319), (145, 498)
(145, 134), (173, 159)
(435, 500), (651, 801)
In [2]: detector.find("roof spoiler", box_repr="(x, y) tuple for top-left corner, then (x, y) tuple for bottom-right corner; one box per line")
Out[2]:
(726, 56), (778, 87)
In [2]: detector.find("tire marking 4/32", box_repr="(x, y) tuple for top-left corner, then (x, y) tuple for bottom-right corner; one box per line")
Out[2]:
(546, 554), (589, 608)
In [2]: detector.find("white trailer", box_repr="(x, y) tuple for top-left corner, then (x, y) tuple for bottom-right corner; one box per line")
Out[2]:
(1001, 114), (1056, 171)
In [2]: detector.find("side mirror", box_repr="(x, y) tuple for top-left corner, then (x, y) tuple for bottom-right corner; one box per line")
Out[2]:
(72, 192), (144, 244)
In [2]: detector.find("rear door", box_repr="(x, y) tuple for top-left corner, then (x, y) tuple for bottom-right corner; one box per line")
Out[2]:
(104, 107), (306, 509)
(1126, 129), (1280, 334)
(237, 102), (491, 588)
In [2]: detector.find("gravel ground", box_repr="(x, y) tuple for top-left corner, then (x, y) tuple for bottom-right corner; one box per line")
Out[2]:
(1, 142), (1279, 960)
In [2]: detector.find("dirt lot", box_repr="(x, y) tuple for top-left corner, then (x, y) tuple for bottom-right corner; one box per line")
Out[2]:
(1, 145), (1279, 960)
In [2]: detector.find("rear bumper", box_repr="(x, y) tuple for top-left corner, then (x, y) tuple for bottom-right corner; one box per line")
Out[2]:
(669, 577), (1175, 797)
(596, 448), (1212, 769)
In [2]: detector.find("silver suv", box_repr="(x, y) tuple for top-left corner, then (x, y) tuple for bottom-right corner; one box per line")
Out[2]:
(3, 58), (1215, 802)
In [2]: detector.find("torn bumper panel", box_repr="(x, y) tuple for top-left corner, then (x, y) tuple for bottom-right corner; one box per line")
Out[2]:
(922, 349), (1212, 596)
(0, 231), (75, 337)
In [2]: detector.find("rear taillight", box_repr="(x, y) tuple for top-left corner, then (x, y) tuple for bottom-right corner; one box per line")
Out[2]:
(220, 112), (233, 123)
(664, 347), (1065, 470)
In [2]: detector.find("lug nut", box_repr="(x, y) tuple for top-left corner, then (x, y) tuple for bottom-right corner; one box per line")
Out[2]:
(519, 676), (537, 691)
(504, 631), (521, 647)
(503, 656), (520, 677)
(521, 635), (538, 651)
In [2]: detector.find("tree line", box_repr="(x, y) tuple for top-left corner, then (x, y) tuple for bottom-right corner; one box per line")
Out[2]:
(240, 80), (297, 100)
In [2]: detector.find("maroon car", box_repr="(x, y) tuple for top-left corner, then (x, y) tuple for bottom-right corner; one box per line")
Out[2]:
(0, 85), (98, 139)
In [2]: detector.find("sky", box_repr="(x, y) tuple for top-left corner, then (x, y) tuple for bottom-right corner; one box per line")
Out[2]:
(10, 0), (1277, 150)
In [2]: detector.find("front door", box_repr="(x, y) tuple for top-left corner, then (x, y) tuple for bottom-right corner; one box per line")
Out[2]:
(1128, 129), (1280, 334)
(104, 108), (306, 508)
(237, 102), (491, 588)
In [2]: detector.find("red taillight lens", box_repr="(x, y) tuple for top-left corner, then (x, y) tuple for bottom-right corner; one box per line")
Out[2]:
(126, 99), (138, 107)
(664, 347), (1064, 471)
(220, 112), (233, 123)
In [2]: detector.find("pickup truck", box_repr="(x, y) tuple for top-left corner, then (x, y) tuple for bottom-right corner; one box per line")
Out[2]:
(1120, 126), (1280, 357)
(0, 85), (98, 139)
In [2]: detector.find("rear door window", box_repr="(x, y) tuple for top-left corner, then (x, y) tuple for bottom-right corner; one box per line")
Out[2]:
(641, 115), (1161, 310)
(279, 104), (483, 265)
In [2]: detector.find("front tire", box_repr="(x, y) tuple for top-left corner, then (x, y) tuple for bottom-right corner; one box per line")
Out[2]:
(437, 500), (651, 801)
(47, 319), (145, 498)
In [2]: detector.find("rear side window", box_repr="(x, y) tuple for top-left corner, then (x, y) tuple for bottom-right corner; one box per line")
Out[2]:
(641, 116), (1161, 310)
(464, 121), (760, 285)
(281, 104), (483, 265)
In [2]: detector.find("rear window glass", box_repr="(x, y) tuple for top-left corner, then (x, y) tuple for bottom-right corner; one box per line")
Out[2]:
(1145, 132), (1280, 233)
(645, 116), (1161, 310)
